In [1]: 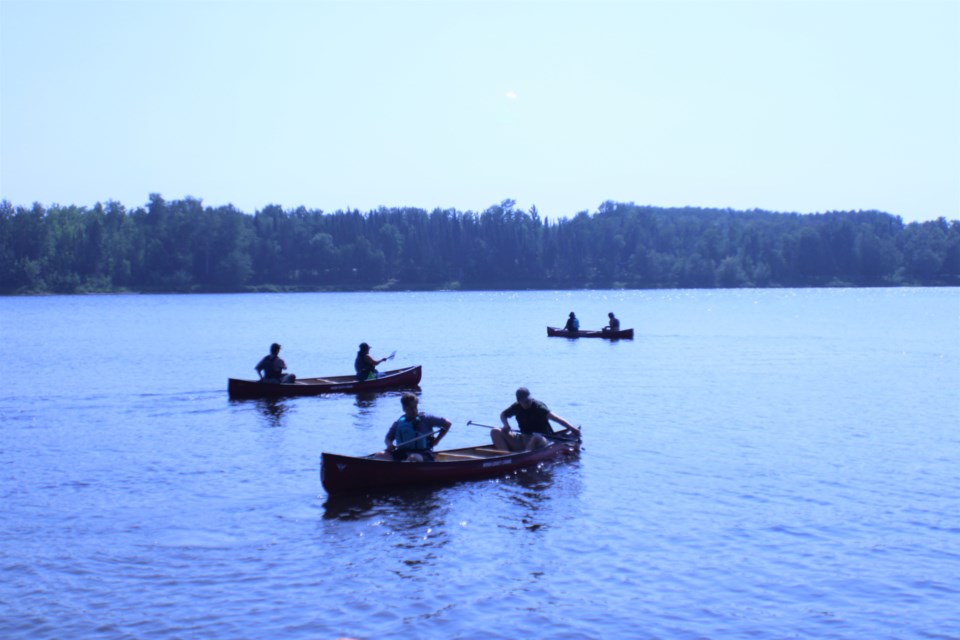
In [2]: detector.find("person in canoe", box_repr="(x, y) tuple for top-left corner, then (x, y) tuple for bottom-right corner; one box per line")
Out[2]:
(255, 342), (296, 383)
(355, 342), (387, 381)
(564, 312), (580, 332)
(602, 312), (620, 333)
(376, 392), (452, 462)
(493, 387), (579, 451)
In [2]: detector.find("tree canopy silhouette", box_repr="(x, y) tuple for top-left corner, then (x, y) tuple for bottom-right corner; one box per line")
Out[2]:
(1, 195), (957, 293)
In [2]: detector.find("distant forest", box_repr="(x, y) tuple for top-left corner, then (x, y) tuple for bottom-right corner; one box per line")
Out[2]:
(1, 195), (958, 294)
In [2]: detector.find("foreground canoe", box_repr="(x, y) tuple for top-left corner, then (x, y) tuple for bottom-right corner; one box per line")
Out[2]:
(547, 326), (634, 340)
(228, 365), (422, 399)
(321, 430), (581, 494)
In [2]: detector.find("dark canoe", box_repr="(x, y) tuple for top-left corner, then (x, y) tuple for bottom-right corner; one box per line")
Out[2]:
(320, 430), (581, 494)
(547, 326), (634, 340)
(228, 365), (422, 399)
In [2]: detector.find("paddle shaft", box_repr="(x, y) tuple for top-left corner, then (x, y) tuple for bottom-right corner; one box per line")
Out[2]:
(466, 420), (580, 444)
(393, 428), (441, 449)
(466, 420), (500, 430)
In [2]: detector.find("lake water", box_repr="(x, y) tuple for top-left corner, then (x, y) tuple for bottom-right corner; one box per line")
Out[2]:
(1, 288), (958, 639)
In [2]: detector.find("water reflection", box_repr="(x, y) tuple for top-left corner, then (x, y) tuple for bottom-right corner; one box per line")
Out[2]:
(253, 398), (292, 427)
(498, 458), (584, 534)
(353, 392), (380, 413)
(353, 387), (421, 414)
(321, 484), (444, 522)
(502, 465), (556, 532)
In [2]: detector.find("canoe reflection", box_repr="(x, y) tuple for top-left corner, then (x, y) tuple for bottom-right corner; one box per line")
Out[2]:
(321, 485), (444, 522)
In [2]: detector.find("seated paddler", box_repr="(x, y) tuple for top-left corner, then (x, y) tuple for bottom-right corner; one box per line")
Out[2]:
(355, 342), (387, 381)
(493, 386), (580, 451)
(255, 342), (296, 383)
(602, 312), (620, 333)
(376, 392), (452, 462)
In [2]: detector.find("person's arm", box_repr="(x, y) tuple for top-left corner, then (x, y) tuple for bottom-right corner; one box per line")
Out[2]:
(255, 357), (266, 379)
(384, 425), (397, 451)
(430, 417), (453, 447)
(499, 406), (514, 430)
(548, 411), (579, 434)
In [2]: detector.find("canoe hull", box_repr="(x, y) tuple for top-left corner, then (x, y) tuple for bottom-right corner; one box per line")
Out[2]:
(321, 435), (580, 494)
(228, 365), (422, 399)
(547, 326), (634, 340)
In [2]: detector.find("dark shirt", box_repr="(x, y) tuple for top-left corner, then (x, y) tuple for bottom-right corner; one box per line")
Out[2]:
(355, 353), (376, 380)
(608, 317), (620, 331)
(256, 354), (285, 380)
(502, 399), (554, 435)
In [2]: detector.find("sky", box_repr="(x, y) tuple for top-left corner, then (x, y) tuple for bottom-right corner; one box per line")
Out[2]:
(1, 0), (958, 224)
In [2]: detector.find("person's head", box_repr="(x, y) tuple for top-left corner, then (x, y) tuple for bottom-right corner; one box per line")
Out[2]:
(359, 342), (370, 354)
(608, 312), (615, 319)
(515, 386), (532, 407)
(569, 312), (576, 318)
(270, 342), (281, 355)
(401, 392), (419, 416)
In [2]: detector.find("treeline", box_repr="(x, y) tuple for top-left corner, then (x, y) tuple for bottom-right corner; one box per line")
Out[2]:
(1, 194), (958, 294)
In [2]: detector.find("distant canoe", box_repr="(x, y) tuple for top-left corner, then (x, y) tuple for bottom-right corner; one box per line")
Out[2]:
(228, 365), (422, 399)
(547, 327), (634, 340)
(320, 429), (581, 494)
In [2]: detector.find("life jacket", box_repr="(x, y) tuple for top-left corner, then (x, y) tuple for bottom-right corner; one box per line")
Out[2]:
(394, 415), (428, 451)
(355, 353), (375, 380)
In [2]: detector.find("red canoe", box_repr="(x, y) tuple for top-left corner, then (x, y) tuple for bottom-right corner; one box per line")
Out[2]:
(547, 326), (634, 340)
(228, 365), (422, 399)
(320, 430), (581, 494)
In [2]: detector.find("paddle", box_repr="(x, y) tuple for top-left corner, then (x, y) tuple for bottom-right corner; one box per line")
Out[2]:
(466, 420), (582, 445)
(370, 428), (443, 457)
(394, 428), (441, 449)
(361, 350), (395, 381)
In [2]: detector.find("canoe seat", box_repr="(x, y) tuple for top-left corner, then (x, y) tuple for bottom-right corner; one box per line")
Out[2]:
(436, 452), (488, 461)
(473, 448), (509, 455)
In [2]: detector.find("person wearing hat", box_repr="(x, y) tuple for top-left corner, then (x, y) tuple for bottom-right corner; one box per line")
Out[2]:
(255, 342), (296, 383)
(563, 312), (580, 332)
(492, 387), (580, 451)
(355, 342), (388, 381)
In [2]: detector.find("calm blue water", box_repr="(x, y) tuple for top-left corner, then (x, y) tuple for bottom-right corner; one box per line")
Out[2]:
(1, 288), (958, 639)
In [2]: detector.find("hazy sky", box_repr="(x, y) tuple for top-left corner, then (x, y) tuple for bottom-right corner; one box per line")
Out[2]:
(2, 0), (958, 223)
